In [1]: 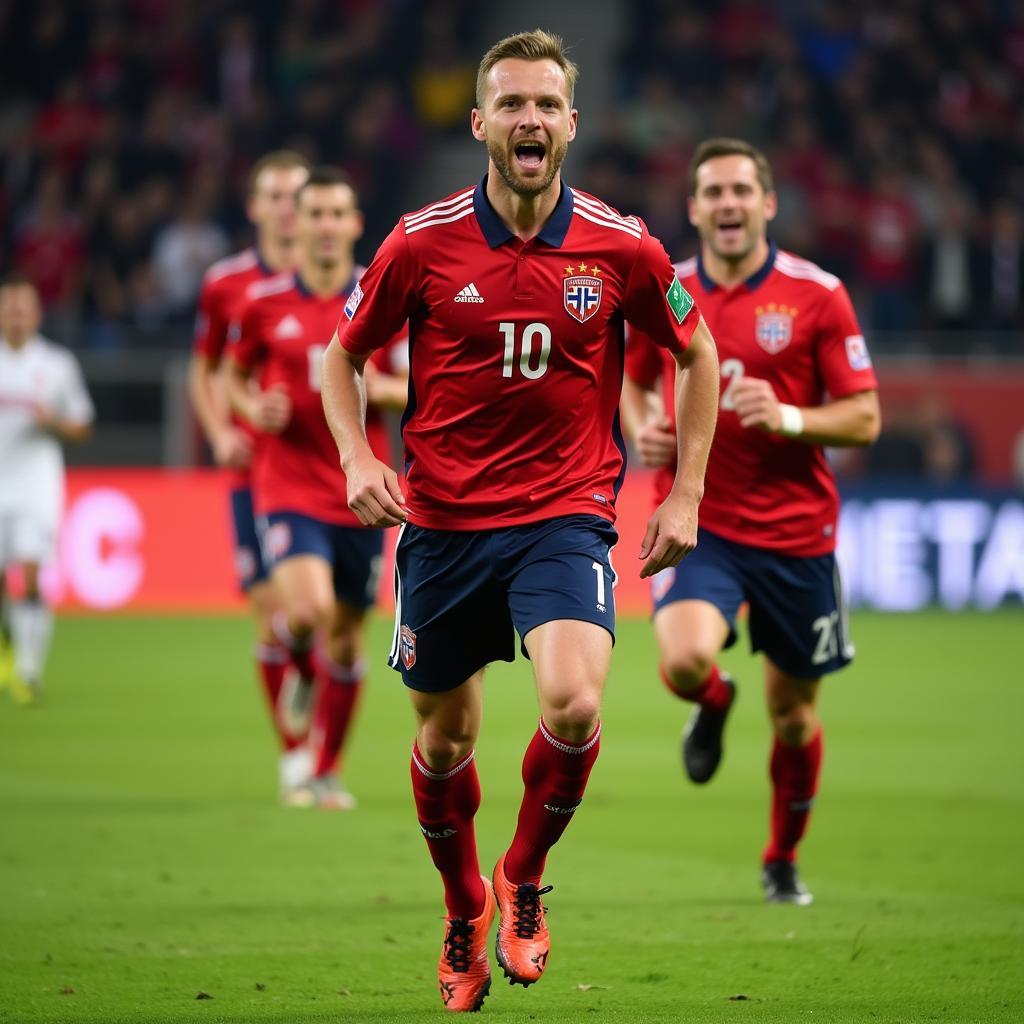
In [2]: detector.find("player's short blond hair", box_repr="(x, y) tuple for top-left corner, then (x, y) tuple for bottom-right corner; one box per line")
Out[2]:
(247, 150), (311, 197)
(688, 138), (774, 196)
(475, 29), (579, 108)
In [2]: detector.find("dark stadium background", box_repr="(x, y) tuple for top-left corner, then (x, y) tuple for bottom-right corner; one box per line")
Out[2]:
(1, 0), (1021, 612)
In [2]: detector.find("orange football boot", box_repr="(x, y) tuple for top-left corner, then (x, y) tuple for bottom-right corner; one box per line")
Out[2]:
(492, 854), (553, 987)
(437, 877), (495, 1012)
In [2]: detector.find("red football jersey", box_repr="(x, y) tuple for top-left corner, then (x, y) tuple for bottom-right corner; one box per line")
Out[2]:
(625, 244), (878, 556)
(193, 248), (275, 488)
(233, 271), (400, 525)
(337, 179), (700, 530)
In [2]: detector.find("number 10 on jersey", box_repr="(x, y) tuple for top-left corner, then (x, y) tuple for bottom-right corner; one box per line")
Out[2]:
(500, 322), (551, 380)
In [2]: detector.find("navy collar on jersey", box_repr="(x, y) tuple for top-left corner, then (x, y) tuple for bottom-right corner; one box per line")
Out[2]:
(473, 174), (575, 249)
(696, 239), (777, 293)
(293, 271), (359, 299)
(255, 248), (274, 276)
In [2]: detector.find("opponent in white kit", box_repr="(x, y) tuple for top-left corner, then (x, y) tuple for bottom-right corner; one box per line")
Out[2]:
(0, 277), (94, 703)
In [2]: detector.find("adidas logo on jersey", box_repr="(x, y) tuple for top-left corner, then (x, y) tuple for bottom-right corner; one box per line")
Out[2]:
(454, 283), (484, 303)
(274, 314), (304, 339)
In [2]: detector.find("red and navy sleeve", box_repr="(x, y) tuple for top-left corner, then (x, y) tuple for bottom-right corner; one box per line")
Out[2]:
(815, 282), (878, 399)
(338, 223), (419, 357)
(193, 276), (230, 364)
(230, 295), (264, 372)
(621, 227), (700, 355)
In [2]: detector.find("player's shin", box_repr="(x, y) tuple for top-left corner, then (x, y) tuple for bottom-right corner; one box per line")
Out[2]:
(763, 728), (823, 863)
(411, 744), (486, 920)
(308, 656), (364, 778)
(254, 642), (302, 749)
(10, 595), (53, 688)
(503, 718), (602, 886)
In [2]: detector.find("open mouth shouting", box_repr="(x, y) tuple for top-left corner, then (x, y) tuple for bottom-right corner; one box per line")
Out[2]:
(513, 138), (547, 172)
(714, 219), (746, 244)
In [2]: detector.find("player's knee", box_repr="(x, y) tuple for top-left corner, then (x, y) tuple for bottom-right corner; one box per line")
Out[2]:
(543, 693), (601, 743)
(417, 721), (475, 770)
(770, 701), (818, 746)
(285, 599), (331, 636)
(662, 647), (716, 693)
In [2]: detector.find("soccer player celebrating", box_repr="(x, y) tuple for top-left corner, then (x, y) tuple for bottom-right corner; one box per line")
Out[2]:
(621, 138), (881, 905)
(227, 166), (406, 810)
(321, 31), (719, 1013)
(189, 151), (311, 793)
(0, 277), (94, 704)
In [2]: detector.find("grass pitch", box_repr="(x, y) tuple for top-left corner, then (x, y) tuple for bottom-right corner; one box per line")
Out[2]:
(1, 610), (1022, 1023)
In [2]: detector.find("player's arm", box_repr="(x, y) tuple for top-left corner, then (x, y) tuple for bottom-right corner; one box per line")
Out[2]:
(623, 234), (719, 578)
(224, 355), (291, 434)
(321, 225), (418, 527)
(322, 334), (406, 526)
(731, 382), (880, 446)
(190, 283), (254, 467)
(223, 302), (291, 434)
(33, 409), (92, 443)
(638, 316), (719, 578)
(621, 328), (674, 469)
(35, 353), (95, 444)
(188, 352), (253, 467)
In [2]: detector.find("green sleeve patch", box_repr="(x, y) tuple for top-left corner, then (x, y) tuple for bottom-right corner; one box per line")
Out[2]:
(666, 277), (694, 325)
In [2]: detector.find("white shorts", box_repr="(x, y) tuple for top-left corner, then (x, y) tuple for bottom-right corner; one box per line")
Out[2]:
(0, 513), (57, 567)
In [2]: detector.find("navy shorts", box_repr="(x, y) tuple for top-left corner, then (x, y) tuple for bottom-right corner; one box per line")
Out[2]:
(257, 510), (385, 610)
(650, 527), (853, 678)
(229, 486), (270, 592)
(389, 514), (618, 692)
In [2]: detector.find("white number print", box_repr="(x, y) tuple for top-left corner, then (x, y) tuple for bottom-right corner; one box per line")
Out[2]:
(720, 357), (744, 410)
(811, 611), (840, 666)
(591, 560), (606, 611)
(307, 344), (327, 391)
(500, 322), (551, 380)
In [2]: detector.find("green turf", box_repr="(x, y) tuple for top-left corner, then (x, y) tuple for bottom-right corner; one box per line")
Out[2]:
(1, 611), (1022, 1023)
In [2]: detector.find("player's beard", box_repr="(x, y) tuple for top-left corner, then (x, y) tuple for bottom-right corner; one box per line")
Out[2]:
(489, 136), (567, 199)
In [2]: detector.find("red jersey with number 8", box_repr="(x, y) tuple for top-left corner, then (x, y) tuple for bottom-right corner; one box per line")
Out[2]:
(232, 271), (401, 524)
(626, 244), (877, 556)
(337, 178), (700, 530)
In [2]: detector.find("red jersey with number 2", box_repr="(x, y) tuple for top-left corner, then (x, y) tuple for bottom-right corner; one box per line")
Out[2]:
(625, 245), (877, 556)
(337, 178), (700, 531)
(232, 271), (401, 525)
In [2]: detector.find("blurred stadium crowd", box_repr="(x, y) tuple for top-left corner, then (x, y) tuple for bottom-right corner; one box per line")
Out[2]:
(0, 0), (1021, 351)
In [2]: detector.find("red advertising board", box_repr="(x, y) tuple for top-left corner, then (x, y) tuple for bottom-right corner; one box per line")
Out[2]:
(41, 469), (659, 615)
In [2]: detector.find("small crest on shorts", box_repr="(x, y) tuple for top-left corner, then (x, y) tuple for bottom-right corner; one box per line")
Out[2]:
(264, 522), (292, 561)
(755, 304), (796, 354)
(563, 263), (603, 323)
(651, 566), (676, 603)
(399, 624), (417, 670)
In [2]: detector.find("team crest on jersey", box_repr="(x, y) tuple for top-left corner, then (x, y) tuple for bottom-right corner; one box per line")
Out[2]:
(563, 263), (603, 323)
(845, 334), (872, 371)
(755, 304), (797, 354)
(399, 625), (417, 669)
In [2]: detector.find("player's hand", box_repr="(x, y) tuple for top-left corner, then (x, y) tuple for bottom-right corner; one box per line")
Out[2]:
(635, 416), (676, 468)
(732, 377), (782, 433)
(252, 385), (292, 433)
(346, 453), (408, 527)
(212, 426), (253, 469)
(31, 403), (59, 433)
(638, 488), (699, 579)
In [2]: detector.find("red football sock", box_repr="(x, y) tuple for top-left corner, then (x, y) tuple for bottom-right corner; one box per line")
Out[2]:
(254, 642), (301, 751)
(272, 612), (316, 680)
(411, 744), (486, 919)
(660, 662), (732, 713)
(503, 718), (602, 886)
(763, 729), (824, 864)
(308, 657), (364, 778)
